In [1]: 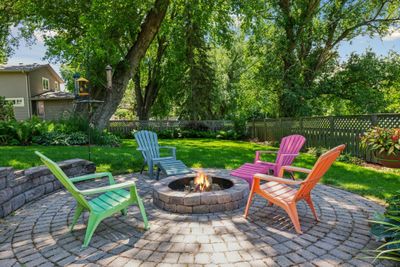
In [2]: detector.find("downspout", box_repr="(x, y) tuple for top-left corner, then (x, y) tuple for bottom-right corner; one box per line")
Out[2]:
(24, 71), (32, 119)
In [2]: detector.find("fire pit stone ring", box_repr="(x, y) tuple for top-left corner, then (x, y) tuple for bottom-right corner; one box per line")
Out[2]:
(152, 169), (249, 214)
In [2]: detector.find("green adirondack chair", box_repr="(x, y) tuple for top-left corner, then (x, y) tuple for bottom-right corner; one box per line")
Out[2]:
(35, 151), (149, 248)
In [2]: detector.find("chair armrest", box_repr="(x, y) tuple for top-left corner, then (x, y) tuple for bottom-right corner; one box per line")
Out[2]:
(159, 146), (176, 158)
(254, 173), (303, 185)
(78, 181), (136, 195)
(70, 172), (115, 185)
(278, 165), (311, 177)
(137, 148), (151, 160)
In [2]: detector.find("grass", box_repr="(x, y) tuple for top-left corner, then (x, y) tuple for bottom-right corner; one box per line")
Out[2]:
(1, 138), (399, 201)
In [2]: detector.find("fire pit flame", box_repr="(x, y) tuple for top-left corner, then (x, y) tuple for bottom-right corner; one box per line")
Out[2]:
(193, 172), (212, 192)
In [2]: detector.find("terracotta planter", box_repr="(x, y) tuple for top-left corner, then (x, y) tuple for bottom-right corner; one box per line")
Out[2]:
(375, 152), (400, 168)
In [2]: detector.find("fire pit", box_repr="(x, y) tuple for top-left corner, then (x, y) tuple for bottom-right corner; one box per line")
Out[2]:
(153, 170), (249, 214)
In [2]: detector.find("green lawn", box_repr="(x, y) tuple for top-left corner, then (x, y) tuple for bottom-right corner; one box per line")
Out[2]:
(1, 139), (399, 202)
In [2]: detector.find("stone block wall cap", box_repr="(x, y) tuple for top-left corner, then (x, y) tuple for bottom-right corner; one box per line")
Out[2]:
(0, 167), (14, 178)
(24, 166), (48, 176)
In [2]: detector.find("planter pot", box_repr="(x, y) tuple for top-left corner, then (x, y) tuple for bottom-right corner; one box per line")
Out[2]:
(375, 152), (400, 168)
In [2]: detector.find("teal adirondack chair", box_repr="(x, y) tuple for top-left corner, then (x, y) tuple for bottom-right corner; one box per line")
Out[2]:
(35, 151), (149, 248)
(134, 130), (176, 178)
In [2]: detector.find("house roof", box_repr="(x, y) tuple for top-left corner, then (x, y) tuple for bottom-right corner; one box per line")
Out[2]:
(31, 91), (75, 101)
(0, 63), (64, 83)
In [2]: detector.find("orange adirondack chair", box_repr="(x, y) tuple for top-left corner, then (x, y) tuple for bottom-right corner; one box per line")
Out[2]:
(244, 145), (345, 234)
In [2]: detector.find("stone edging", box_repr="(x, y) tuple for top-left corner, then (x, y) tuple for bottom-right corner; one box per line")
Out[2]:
(0, 159), (95, 218)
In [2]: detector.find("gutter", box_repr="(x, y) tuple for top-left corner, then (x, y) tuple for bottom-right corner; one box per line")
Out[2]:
(24, 71), (32, 118)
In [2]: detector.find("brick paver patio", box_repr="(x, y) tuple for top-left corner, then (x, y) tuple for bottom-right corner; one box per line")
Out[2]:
(0, 169), (393, 266)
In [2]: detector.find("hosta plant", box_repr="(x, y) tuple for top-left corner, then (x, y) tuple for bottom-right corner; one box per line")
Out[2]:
(370, 191), (400, 262)
(361, 127), (400, 156)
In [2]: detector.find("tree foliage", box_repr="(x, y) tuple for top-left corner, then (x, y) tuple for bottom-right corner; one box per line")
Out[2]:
(0, 96), (15, 121)
(2, 0), (400, 122)
(313, 51), (400, 115)
(237, 0), (400, 117)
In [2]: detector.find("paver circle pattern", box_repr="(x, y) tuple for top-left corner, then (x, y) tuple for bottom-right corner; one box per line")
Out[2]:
(0, 169), (394, 266)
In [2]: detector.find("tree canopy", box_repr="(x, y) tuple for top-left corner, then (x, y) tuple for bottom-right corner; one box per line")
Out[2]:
(2, 0), (400, 124)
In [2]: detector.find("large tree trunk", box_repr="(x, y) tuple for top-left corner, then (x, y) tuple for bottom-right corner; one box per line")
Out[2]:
(91, 0), (169, 130)
(134, 36), (167, 121)
(277, 0), (300, 117)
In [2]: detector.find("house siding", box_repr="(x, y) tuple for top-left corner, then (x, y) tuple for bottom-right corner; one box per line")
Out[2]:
(0, 72), (30, 120)
(29, 67), (60, 96)
(42, 100), (74, 121)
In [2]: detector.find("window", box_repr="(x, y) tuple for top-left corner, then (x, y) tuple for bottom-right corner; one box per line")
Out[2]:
(42, 78), (49, 90)
(5, 98), (25, 107)
(55, 81), (59, 91)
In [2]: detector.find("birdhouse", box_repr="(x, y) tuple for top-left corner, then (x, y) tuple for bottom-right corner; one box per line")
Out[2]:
(77, 77), (89, 96)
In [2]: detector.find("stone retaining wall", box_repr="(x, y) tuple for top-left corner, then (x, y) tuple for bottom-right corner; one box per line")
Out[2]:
(0, 159), (95, 218)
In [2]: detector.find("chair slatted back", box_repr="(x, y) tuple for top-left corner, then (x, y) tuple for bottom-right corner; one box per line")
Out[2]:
(274, 135), (306, 171)
(295, 145), (345, 201)
(35, 151), (91, 210)
(134, 130), (160, 160)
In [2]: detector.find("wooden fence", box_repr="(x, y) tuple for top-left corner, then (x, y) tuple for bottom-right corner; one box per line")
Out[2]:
(108, 114), (400, 161)
(248, 113), (400, 161)
(107, 120), (234, 137)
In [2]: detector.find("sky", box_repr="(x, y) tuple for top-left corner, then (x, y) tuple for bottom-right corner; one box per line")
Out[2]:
(6, 29), (400, 77)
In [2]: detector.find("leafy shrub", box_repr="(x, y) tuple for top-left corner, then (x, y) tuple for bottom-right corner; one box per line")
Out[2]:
(370, 191), (400, 262)
(181, 121), (210, 131)
(232, 116), (248, 138)
(55, 115), (90, 133)
(33, 131), (88, 146)
(337, 153), (364, 165)
(307, 147), (364, 165)
(0, 117), (48, 145)
(0, 96), (15, 121)
(91, 130), (121, 147)
(0, 115), (120, 147)
(361, 127), (400, 156)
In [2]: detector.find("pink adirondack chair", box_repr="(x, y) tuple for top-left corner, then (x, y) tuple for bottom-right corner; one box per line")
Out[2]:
(231, 135), (306, 186)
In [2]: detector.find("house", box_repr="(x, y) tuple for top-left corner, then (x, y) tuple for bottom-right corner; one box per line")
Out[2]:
(0, 63), (75, 121)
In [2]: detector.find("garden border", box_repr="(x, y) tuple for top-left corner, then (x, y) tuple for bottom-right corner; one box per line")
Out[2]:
(0, 159), (95, 218)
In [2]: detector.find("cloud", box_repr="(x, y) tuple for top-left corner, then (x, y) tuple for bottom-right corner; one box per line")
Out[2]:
(382, 28), (400, 41)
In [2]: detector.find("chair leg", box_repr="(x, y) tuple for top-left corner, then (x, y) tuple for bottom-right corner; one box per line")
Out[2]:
(148, 163), (153, 178)
(304, 195), (319, 222)
(287, 203), (302, 234)
(82, 214), (101, 248)
(137, 196), (149, 230)
(244, 190), (255, 218)
(121, 208), (128, 216)
(70, 204), (84, 232)
(156, 167), (161, 180)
